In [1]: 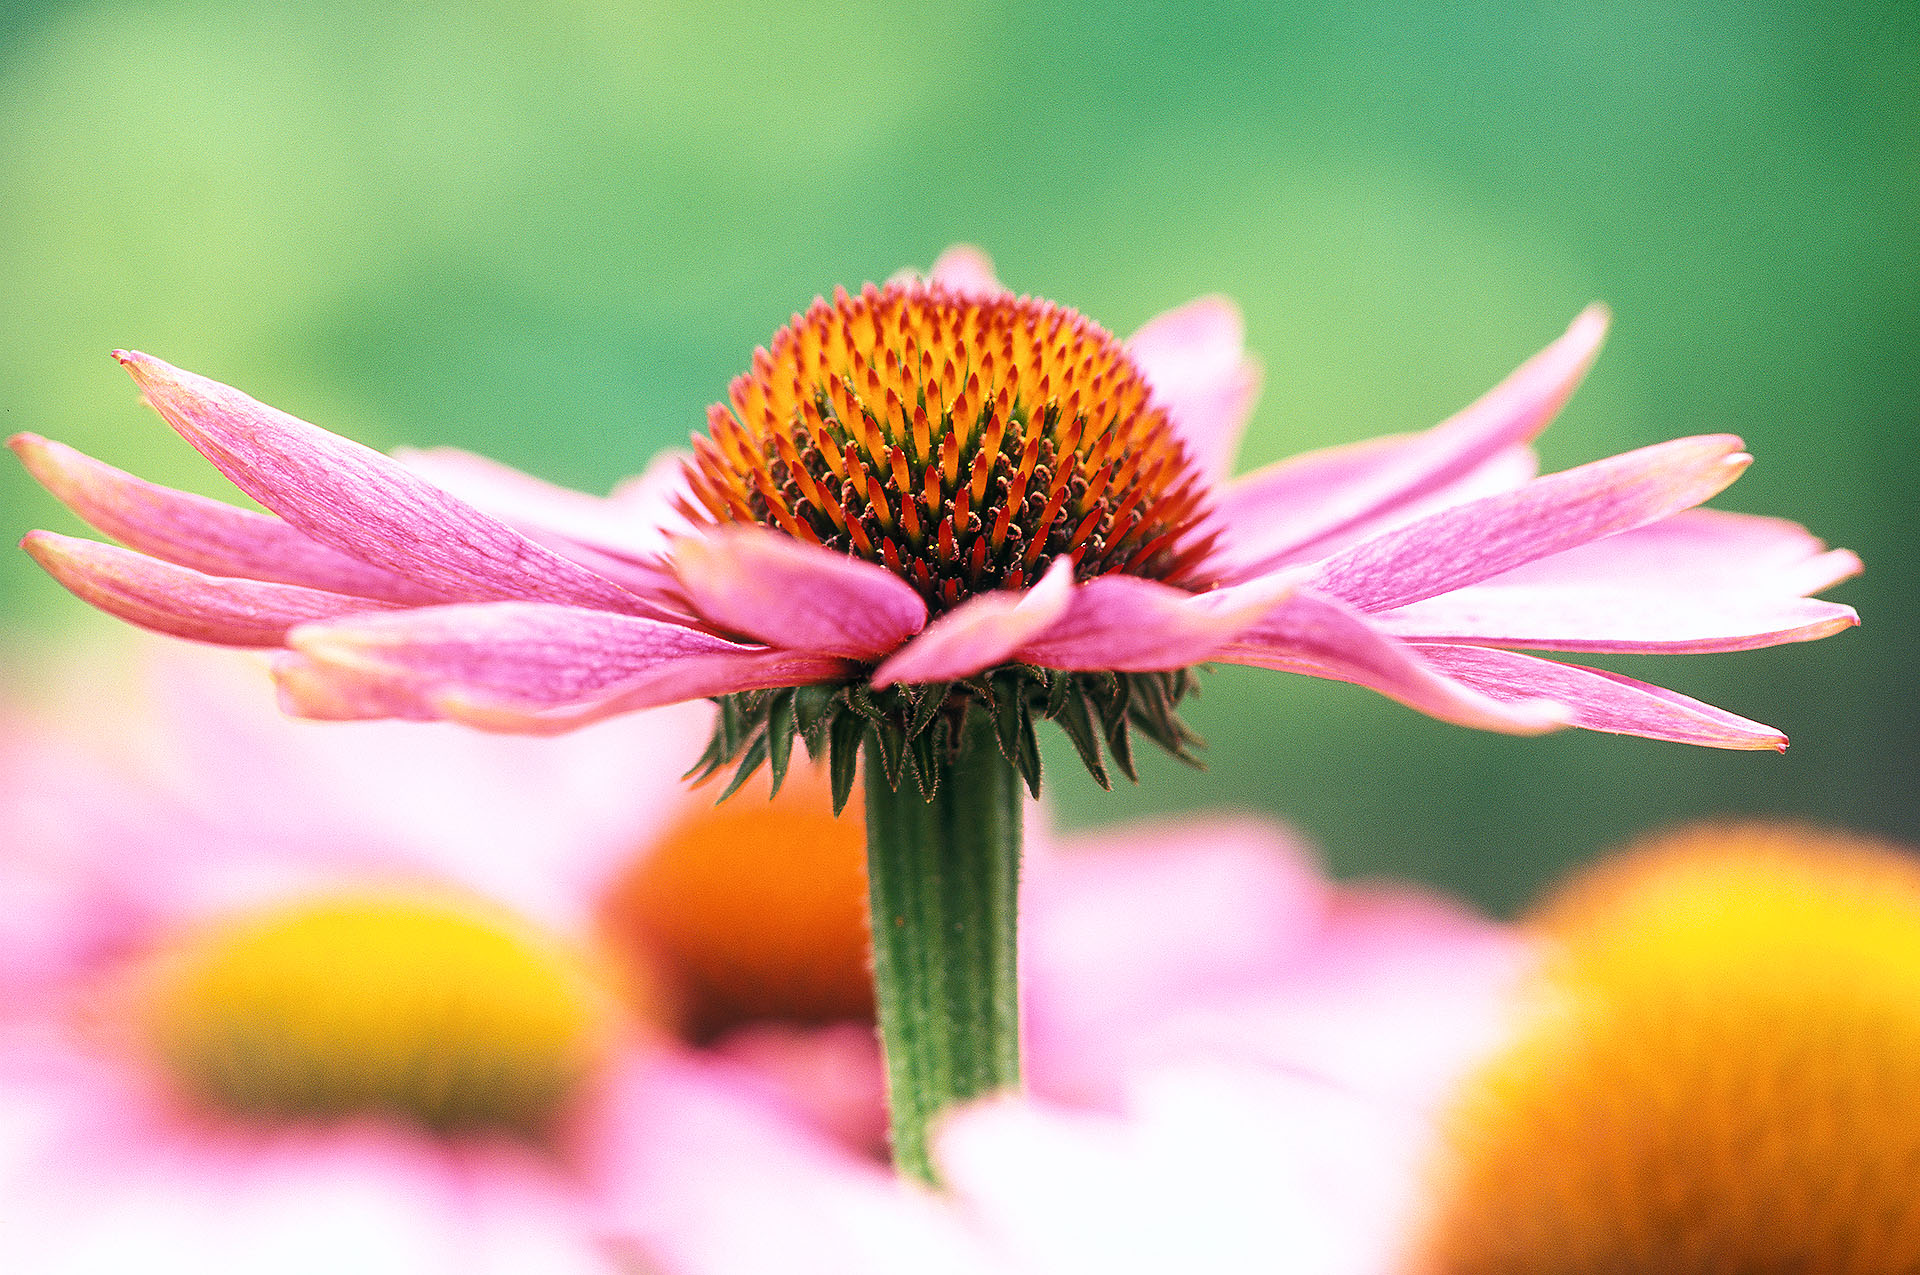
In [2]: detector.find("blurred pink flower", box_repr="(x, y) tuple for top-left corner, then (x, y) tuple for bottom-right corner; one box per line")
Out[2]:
(2, 637), (1523, 1273)
(16, 248), (1856, 754)
(0, 643), (943, 1273)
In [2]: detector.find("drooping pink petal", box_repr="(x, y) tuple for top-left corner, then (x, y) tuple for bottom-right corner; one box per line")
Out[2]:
(23, 532), (396, 647)
(1413, 643), (1789, 750)
(1373, 584), (1859, 654)
(1127, 296), (1263, 485)
(11, 434), (441, 605)
(1216, 588), (1567, 734)
(425, 648), (854, 736)
(927, 245), (1007, 298)
(671, 526), (927, 660)
(1214, 441), (1545, 582)
(394, 446), (687, 566)
(1217, 305), (1609, 569)
(1309, 434), (1752, 613)
(114, 351), (657, 617)
(284, 602), (768, 714)
(1490, 507), (1863, 596)
(1013, 571), (1299, 672)
(870, 558), (1074, 688)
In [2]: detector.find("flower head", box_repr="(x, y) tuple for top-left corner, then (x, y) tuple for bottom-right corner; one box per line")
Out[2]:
(1414, 824), (1920, 1274)
(15, 248), (1860, 799)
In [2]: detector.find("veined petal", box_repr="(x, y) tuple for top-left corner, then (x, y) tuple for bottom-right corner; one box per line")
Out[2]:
(1218, 305), (1609, 566)
(1214, 441), (1544, 581)
(871, 557), (1074, 688)
(672, 526), (927, 660)
(286, 601), (752, 711)
(927, 244), (1008, 298)
(394, 446), (687, 565)
(278, 601), (850, 732)
(1492, 507), (1863, 595)
(11, 433), (438, 604)
(1216, 588), (1568, 734)
(1413, 644), (1789, 750)
(1014, 571), (1300, 673)
(1375, 585), (1860, 654)
(1128, 296), (1263, 486)
(23, 531), (394, 647)
(114, 351), (653, 616)
(1310, 435), (1752, 613)
(433, 648), (854, 736)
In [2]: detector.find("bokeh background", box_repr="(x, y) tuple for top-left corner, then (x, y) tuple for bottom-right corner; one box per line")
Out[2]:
(2, 0), (1912, 913)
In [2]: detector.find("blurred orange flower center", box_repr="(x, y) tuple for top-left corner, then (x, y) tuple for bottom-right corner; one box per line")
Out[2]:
(1418, 826), (1920, 1274)
(138, 893), (615, 1139)
(679, 280), (1216, 612)
(598, 766), (874, 1043)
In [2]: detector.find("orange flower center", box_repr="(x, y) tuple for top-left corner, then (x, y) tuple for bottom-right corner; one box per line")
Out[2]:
(1416, 825), (1920, 1275)
(597, 765), (873, 1042)
(137, 893), (618, 1139)
(680, 280), (1216, 612)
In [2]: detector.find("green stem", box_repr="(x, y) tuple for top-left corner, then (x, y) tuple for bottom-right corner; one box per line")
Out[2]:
(862, 709), (1023, 1185)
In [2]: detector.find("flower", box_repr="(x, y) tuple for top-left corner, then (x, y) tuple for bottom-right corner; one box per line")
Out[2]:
(908, 823), (1920, 1275)
(1413, 823), (1920, 1274)
(3, 634), (1530, 1272)
(14, 249), (1858, 798)
(0, 641), (924, 1272)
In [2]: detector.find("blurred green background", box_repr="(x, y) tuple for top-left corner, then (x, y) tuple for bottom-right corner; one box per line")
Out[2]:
(2, 0), (1912, 913)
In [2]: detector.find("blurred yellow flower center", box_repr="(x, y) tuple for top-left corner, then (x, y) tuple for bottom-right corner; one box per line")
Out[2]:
(680, 280), (1216, 612)
(141, 894), (613, 1139)
(599, 766), (873, 1042)
(1417, 825), (1920, 1275)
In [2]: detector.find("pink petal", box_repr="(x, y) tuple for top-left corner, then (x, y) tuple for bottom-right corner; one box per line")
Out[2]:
(1022, 820), (1329, 1107)
(939, 1067), (1425, 1275)
(283, 601), (767, 715)
(11, 434), (439, 604)
(23, 531), (395, 647)
(1013, 572), (1299, 672)
(1308, 434), (1751, 613)
(927, 244), (1008, 298)
(1217, 305), (1609, 567)
(870, 558), (1074, 688)
(115, 351), (656, 617)
(672, 526), (927, 660)
(1126, 296), (1263, 485)
(1492, 507), (1863, 595)
(587, 1056), (994, 1275)
(394, 445), (688, 565)
(425, 647), (853, 736)
(1414, 643), (1789, 749)
(1211, 442), (1543, 581)
(1216, 587), (1568, 734)
(1374, 584), (1859, 653)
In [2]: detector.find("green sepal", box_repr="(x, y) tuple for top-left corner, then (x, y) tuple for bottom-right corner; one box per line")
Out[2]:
(765, 689), (797, 796)
(716, 732), (770, 803)
(793, 682), (840, 743)
(870, 717), (907, 791)
(1056, 690), (1110, 790)
(1013, 702), (1043, 797)
(907, 682), (950, 740)
(828, 711), (865, 814)
(1043, 666), (1072, 720)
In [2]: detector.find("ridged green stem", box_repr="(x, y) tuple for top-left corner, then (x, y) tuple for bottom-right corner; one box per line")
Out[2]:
(861, 711), (1023, 1185)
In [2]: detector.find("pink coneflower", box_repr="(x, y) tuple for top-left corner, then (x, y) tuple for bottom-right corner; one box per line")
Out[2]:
(11, 247), (1859, 1178)
(0, 645), (957, 1271)
(14, 248), (1855, 762)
